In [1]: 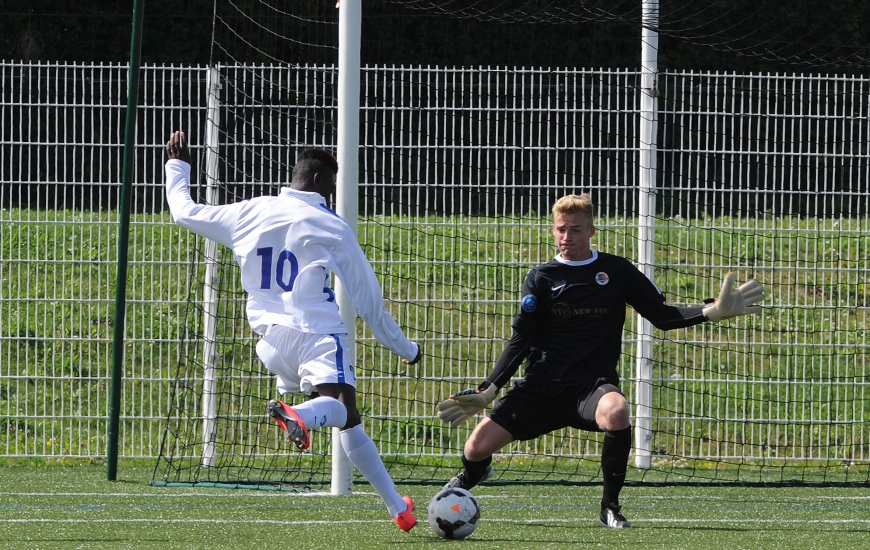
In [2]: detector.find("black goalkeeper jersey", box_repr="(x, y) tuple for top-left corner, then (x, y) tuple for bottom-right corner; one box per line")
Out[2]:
(485, 251), (707, 389)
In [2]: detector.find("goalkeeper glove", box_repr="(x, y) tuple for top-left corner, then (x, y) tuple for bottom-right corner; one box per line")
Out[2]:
(437, 382), (499, 428)
(703, 272), (764, 322)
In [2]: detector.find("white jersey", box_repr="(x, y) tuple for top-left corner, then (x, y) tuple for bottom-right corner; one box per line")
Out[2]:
(164, 159), (418, 361)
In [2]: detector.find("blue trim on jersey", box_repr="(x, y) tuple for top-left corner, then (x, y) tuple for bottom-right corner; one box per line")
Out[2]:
(323, 286), (336, 302)
(333, 334), (346, 384)
(319, 203), (343, 219)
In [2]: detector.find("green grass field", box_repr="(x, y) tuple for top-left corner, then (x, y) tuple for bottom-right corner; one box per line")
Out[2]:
(1, 463), (868, 549)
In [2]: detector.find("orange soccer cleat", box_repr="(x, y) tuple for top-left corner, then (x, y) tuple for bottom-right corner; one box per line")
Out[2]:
(267, 399), (310, 451)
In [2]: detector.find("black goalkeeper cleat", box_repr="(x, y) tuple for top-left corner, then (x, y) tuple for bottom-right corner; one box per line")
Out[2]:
(443, 464), (494, 490)
(598, 502), (632, 529)
(267, 399), (310, 450)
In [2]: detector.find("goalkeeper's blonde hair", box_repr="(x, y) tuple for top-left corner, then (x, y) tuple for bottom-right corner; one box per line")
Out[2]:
(552, 193), (593, 223)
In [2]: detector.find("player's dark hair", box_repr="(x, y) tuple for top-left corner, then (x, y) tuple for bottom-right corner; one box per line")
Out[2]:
(292, 148), (339, 183)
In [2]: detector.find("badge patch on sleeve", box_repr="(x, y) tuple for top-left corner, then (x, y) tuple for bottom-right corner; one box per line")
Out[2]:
(521, 294), (538, 312)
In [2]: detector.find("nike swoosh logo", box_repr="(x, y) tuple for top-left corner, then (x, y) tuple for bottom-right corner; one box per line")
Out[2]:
(551, 284), (566, 292)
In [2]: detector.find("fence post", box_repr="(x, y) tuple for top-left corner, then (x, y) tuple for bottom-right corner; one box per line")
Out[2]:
(108, 0), (146, 482)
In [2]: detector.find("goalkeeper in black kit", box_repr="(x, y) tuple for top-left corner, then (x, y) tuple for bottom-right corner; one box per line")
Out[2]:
(437, 193), (764, 529)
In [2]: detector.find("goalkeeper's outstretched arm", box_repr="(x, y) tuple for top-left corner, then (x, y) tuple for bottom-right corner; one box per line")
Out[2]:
(436, 330), (532, 428)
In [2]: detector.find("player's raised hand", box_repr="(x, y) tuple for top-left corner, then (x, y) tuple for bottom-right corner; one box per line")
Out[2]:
(436, 383), (498, 428)
(165, 131), (192, 164)
(702, 272), (764, 322)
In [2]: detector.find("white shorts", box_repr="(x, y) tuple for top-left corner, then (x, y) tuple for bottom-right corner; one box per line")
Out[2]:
(255, 325), (357, 395)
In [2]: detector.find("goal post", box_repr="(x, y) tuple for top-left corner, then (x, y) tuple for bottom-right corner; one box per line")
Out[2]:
(633, 0), (660, 470)
(200, 67), (223, 468)
(331, 0), (363, 496)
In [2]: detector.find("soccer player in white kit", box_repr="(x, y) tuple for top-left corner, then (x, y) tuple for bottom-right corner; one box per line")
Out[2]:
(164, 131), (421, 532)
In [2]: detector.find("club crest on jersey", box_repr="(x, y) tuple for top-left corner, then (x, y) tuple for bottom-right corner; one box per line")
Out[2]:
(521, 294), (537, 312)
(595, 272), (609, 285)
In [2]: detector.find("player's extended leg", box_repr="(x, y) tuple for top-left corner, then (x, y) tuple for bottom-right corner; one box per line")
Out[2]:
(340, 424), (416, 531)
(319, 382), (417, 532)
(444, 417), (512, 490)
(595, 390), (633, 529)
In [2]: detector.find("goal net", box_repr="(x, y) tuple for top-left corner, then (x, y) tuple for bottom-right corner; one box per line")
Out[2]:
(152, 1), (870, 489)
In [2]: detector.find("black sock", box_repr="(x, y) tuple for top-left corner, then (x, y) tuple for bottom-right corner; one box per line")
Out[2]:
(601, 426), (631, 508)
(460, 454), (492, 488)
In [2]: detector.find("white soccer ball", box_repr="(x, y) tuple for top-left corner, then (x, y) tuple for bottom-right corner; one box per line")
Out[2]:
(427, 487), (481, 540)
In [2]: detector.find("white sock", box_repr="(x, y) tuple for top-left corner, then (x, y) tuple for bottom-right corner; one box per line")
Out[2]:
(289, 396), (348, 430)
(340, 424), (406, 518)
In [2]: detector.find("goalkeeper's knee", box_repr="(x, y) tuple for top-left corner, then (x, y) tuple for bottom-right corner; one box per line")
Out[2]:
(596, 392), (631, 431)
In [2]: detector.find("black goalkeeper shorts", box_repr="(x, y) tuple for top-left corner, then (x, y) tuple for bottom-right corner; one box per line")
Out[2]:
(488, 377), (623, 441)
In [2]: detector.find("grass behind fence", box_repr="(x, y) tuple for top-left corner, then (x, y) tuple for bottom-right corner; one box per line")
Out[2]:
(1, 210), (868, 472)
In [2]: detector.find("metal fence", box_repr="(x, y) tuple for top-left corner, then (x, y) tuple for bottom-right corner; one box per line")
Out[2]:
(1, 62), (868, 466)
